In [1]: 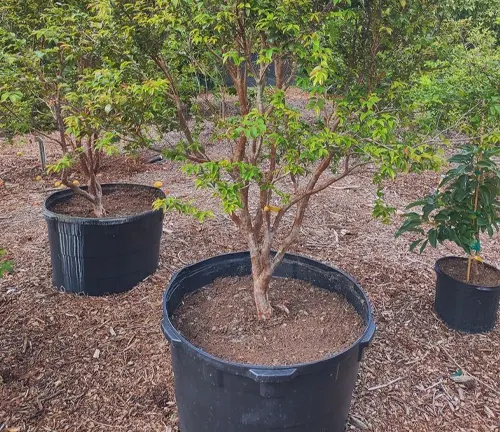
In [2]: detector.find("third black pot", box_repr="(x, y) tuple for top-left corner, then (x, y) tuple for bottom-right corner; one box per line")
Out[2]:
(435, 256), (500, 333)
(162, 252), (375, 432)
(44, 183), (165, 296)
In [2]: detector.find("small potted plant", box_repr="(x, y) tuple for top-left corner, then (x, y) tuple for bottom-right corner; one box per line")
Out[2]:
(397, 143), (500, 332)
(0, 4), (172, 295)
(107, 1), (440, 430)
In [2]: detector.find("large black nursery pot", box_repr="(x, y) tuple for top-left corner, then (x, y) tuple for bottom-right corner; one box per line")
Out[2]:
(435, 256), (500, 333)
(162, 252), (376, 432)
(44, 183), (165, 296)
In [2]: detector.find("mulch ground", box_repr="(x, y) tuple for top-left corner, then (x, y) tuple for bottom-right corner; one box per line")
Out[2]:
(0, 135), (499, 432)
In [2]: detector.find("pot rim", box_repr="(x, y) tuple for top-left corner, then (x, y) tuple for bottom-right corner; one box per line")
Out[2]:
(162, 251), (376, 373)
(43, 183), (165, 225)
(435, 256), (500, 292)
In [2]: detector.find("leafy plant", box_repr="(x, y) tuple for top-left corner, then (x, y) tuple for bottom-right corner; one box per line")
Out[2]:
(397, 144), (499, 283)
(101, 0), (441, 319)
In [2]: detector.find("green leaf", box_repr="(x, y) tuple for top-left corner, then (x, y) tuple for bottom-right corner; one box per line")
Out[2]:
(0, 261), (13, 278)
(406, 199), (428, 209)
(477, 160), (495, 169)
(479, 186), (491, 206)
(409, 239), (423, 252)
(153, 197), (213, 222)
(454, 188), (468, 202)
(433, 211), (449, 222)
(448, 154), (471, 164)
(477, 217), (489, 227)
(428, 229), (437, 248)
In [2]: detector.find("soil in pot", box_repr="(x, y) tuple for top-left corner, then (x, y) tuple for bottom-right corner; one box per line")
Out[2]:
(51, 187), (158, 218)
(440, 258), (500, 287)
(173, 275), (364, 366)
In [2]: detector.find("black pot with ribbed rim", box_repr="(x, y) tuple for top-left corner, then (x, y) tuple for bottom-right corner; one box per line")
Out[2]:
(435, 256), (500, 333)
(161, 251), (376, 432)
(44, 183), (165, 296)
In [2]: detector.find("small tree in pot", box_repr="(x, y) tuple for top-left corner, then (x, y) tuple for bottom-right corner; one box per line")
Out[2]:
(397, 143), (500, 332)
(397, 143), (500, 283)
(0, 2), (199, 295)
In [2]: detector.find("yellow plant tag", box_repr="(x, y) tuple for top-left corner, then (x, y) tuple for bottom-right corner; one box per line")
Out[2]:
(264, 205), (281, 213)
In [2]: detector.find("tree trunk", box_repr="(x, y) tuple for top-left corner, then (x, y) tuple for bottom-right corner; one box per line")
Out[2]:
(470, 259), (479, 284)
(249, 246), (273, 320)
(88, 175), (105, 218)
(467, 255), (479, 285)
(253, 269), (272, 320)
(92, 191), (105, 218)
(275, 56), (284, 89)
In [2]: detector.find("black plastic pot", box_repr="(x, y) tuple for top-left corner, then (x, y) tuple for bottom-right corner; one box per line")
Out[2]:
(162, 252), (375, 432)
(44, 183), (165, 296)
(435, 256), (500, 333)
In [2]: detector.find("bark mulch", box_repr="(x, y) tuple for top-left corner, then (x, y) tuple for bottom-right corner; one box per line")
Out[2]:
(1, 136), (499, 432)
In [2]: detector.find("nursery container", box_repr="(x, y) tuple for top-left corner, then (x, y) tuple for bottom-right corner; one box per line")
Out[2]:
(435, 256), (500, 333)
(44, 183), (165, 296)
(162, 251), (375, 432)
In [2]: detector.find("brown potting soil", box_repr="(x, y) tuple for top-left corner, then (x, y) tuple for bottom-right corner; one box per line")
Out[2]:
(50, 187), (159, 218)
(172, 275), (364, 366)
(440, 258), (500, 288)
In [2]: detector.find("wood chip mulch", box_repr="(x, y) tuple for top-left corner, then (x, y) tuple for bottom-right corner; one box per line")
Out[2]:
(1, 138), (499, 432)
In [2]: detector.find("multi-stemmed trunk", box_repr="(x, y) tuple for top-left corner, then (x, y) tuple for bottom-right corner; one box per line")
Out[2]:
(61, 167), (105, 217)
(53, 98), (106, 217)
(57, 134), (106, 218)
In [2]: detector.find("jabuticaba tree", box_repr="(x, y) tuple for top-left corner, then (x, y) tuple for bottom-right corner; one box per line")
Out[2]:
(100, 0), (442, 318)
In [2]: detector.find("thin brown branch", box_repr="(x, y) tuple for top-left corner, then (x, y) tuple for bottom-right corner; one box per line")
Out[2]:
(306, 161), (369, 197)
(272, 158), (369, 236)
(60, 174), (96, 204)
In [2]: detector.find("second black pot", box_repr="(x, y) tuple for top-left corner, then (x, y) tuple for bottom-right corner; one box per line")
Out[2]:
(162, 252), (375, 432)
(435, 256), (500, 333)
(44, 183), (165, 296)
